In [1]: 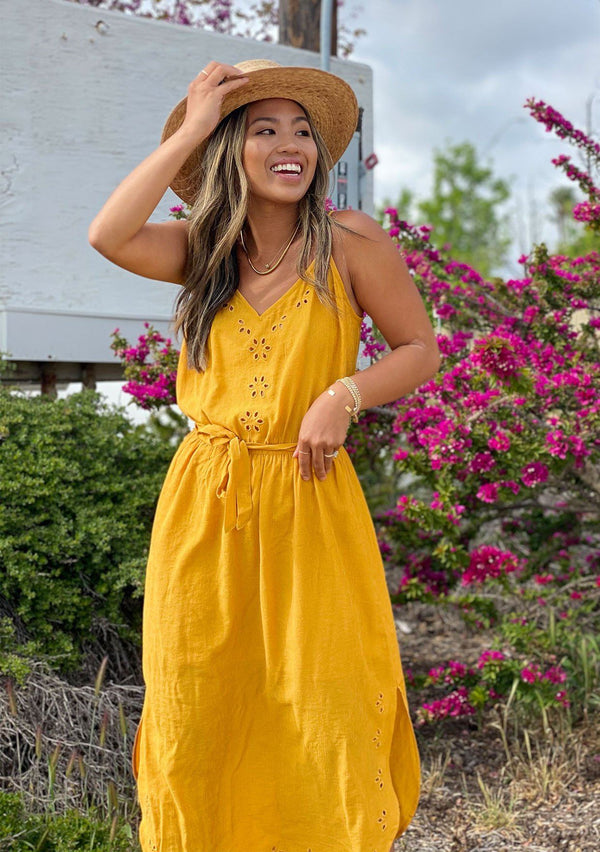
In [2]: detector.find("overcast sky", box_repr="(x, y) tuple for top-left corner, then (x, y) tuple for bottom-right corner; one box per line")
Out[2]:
(347, 0), (600, 260)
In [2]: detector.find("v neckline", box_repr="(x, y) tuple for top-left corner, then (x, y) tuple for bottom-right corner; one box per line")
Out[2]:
(234, 258), (316, 319)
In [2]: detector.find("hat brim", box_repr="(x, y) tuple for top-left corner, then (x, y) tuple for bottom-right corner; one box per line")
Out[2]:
(160, 66), (359, 205)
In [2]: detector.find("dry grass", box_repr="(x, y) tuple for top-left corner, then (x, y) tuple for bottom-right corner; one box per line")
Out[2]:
(391, 717), (600, 852)
(0, 658), (142, 818)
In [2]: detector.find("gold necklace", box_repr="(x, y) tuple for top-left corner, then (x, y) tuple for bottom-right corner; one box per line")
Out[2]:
(239, 222), (300, 276)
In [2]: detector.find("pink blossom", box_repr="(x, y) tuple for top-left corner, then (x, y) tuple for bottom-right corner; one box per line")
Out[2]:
(477, 483), (499, 503)
(447, 660), (468, 680)
(477, 650), (505, 669)
(520, 665), (541, 684)
(488, 431), (511, 452)
(521, 462), (549, 487)
(471, 333), (524, 381)
(543, 666), (567, 684)
(417, 687), (476, 725)
(469, 451), (496, 473)
(462, 546), (521, 585)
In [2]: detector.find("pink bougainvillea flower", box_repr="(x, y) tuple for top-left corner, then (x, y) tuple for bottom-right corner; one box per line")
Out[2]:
(476, 483), (499, 503)
(462, 546), (521, 585)
(521, 462), (549, 487)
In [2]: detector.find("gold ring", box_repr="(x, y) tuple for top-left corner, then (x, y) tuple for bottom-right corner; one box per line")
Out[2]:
(298, 450), (311, 454)
(324, 450), (339, 458)
(200, 69), (209, 77)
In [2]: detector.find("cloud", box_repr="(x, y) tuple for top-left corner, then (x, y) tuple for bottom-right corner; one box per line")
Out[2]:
(350, 0), (600, 250)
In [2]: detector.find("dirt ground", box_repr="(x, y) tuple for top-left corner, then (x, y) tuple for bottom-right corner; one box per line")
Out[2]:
(388, 601), (600, 852)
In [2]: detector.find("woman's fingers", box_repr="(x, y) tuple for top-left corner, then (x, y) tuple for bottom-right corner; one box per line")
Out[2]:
(296, 447), (312, 480)
(198, 61), (247, 86)
(178, 62), (249, 144)
(312, 449), (327, 481)
(296, 446), (337, 481)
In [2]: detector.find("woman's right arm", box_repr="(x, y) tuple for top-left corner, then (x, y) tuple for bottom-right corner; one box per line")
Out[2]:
(88, 62), (249, 285)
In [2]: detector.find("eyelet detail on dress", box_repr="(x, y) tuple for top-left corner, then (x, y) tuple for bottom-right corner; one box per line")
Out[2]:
(376, 808), (388, 831)
(238, 318), (252, 335)
(270, 314), (288, 332)
(249, 337), (272, 360)
(240, 410), (264, 432)
(372, 692), (394, 840)
(295, 289), (310, 308)
(249, 375), (269, 398)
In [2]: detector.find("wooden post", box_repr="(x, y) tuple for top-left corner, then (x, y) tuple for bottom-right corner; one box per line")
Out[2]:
(278, 0), (337, 56)
(40, 365), (57, 399)
(82, 364), (97, 391)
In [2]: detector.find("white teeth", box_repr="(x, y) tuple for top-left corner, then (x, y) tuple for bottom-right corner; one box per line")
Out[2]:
(271, 163), (302, 173)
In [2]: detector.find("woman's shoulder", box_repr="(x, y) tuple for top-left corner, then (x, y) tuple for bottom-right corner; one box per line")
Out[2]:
(329, 208), (383, 239)
(329, 208), (396, 279)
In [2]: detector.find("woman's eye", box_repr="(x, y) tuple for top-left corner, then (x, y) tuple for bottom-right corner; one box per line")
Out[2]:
(257, 128), (275, 135)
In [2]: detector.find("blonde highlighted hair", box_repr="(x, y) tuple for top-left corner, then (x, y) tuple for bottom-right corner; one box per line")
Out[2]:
(174, 101), (353, 371)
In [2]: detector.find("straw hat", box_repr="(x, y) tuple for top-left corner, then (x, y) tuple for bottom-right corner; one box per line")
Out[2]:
(160, 58), (359, 205)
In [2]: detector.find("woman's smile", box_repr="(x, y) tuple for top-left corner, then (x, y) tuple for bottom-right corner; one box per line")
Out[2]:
(269, 159), (304, 181)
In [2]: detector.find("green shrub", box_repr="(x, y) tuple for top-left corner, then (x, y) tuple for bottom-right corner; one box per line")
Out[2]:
(0, 390), (174, 675)
(0, 790), (139, 851)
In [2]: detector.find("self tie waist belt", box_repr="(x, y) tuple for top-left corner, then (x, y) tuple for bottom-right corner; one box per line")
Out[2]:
(194, 423), (297, 533)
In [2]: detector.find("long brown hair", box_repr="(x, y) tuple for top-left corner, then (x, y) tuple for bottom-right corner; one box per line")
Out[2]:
(174, 101), (350, 371)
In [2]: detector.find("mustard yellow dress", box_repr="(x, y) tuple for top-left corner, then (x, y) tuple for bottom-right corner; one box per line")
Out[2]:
(131, 255), (421, 852)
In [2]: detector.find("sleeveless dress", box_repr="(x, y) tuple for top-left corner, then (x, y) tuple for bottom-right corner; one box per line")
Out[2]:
(131, 255), (421, 852)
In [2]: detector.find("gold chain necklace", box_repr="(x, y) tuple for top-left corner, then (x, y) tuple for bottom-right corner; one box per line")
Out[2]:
(239, 222), (300, 276)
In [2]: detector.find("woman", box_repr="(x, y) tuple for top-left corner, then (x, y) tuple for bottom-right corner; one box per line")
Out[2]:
(89, 58), (440, 852)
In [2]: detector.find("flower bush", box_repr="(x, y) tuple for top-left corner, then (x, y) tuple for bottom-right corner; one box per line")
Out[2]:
(111, 101), (600, 730)
(377, 100), (600, 726)
(110, 322), (179, 411)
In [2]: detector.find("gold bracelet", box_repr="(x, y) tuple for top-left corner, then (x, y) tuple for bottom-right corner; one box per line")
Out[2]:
(326, 384), (358, 422)
(337, 377), (361, 418)
(327, 376), (361, 423)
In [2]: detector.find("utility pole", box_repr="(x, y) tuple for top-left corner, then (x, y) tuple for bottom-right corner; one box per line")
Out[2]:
(278, 0), (337, 56)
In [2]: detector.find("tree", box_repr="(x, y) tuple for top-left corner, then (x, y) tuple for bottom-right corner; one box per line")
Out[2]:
(549, 185), (598, 256)
(549, 186), (577, 246)
(417, 141), (511, 276)
(279, 0), (337, 54)
(375, 187), (415, 226)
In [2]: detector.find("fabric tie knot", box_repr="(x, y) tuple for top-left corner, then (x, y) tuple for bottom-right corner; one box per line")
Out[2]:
(194, 423), (296, 533)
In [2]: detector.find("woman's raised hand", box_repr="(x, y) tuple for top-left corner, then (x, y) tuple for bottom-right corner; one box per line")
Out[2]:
(178, 61), (250, 145)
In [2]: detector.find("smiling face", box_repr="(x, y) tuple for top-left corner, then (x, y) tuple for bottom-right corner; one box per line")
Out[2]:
(242, 98), (319, 205)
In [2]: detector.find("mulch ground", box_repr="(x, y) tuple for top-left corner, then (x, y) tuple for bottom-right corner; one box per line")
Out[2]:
(388, 600), (600, 852)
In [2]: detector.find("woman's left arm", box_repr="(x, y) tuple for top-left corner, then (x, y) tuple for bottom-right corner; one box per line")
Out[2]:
(335, 209), (441, 407)
(293, 210), (440, 481)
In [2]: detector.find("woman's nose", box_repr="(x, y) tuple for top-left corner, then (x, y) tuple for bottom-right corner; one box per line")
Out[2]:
(276, 134), (300, 152)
